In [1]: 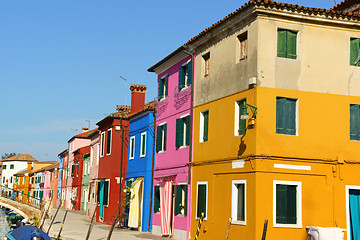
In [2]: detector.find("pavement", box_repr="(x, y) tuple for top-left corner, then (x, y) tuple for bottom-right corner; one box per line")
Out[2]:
(42, 208), (165, 240)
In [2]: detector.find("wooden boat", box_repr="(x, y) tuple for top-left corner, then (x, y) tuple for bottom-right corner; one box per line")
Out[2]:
(5, 225), (52, 240)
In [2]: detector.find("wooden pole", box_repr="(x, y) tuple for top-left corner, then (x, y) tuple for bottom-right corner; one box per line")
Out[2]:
(39, 199), (52, 229)
(47, 204), (61, 235)
(85, 202), (98, 240)
(56, 210), (68, 240)
(224, 218), (232, 240)
(261, 219), (268, 240)
(107, 206), (120, 240)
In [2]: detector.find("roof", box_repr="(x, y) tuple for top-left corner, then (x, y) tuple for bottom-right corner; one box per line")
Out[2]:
(68, 128), (98, 143)
(332, 0), (359, 11)
(97, 106), (131, 126)
(1, 154), (38, 163)
(58, 149), (68, 157)
(148, 0), (360, 72)
(127, 100), (157, 119)
(36, 162), (59, 172)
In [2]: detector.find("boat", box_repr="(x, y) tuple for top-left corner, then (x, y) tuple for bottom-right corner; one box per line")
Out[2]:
(5, 225), (52, 240)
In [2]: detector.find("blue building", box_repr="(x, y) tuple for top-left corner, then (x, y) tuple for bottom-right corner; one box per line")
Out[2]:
(126, 84), (156, 232)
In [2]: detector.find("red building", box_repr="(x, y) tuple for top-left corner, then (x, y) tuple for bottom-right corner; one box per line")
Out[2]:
(72, 146), (90, 211)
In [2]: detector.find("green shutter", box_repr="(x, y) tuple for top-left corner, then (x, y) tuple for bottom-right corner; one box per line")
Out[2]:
(203, 111), (209, 142)
(163, 124), (167, 150)
(276, 184), (287, 223)
(239, 101), (247, 135)
(141, 134), (146, 156)
(165, 76), (168, 97)
(187, 61), (192, 86)
(158, 79), (164, 99)
(197, 184), (207, 218)
(277, 29), (286, 58)
(176, 118), (184, 147)
(350, 104), (360, 140)
(287, 30), (297, 59)
(237, 184), (245, 221)
(186, 116), (191, 146)
(175, 185), (182, 215)
(287, 185), (297, 224)
(156, 126), (162, 152)
(107, 130), (111, 154)
(103, 181), (109, 206)
(179, 66), (185, 90)
(286, 99), (296, 135)
(154, 186), (160, 212)
(276, 98), (286, 134)
(131, 137), (135, 157)
(350, 38), (360, 66)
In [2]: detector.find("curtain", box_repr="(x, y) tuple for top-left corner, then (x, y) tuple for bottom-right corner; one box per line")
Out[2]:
(128, 178), (143, 228)
(350, 189), (360, 240)
(160, 181), (173, 235)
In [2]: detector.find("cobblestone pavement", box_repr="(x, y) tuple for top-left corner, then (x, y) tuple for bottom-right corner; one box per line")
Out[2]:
(42, 208), (165, 240)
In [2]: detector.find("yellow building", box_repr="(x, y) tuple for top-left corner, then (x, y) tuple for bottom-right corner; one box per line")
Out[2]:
(14, 168), (31, 204)
(185, 1), (360, 239)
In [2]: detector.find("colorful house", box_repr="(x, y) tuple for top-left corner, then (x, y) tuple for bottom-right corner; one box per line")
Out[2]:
(57, 149), (68, 207)
(126, 84), (156, 232)
(148, 49), (193, 239)
(87, 129), (100, 218)
(39, 162), (59, 206)
(96, 106), (130, 224)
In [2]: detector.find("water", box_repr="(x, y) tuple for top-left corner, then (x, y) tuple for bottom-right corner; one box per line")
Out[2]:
(0, 209), (10, 238)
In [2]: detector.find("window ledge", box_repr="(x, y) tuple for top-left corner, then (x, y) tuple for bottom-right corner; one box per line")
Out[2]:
(129, 157), (134, 160)
(140, 155), (146, 158)
(179, 145), (189, 149)
(231, 220), (246, 226)
(273, 223), (302, 229)
(158, 150), (165, 154)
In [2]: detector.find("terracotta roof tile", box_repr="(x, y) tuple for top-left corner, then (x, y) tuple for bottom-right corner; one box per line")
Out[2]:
(1, 154), (38, 162)
(127, 100), (157, 119)
(73, 128), (98, 139)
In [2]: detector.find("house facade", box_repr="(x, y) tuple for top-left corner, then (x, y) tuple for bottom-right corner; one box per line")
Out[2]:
(72, 146), (90, 211)
(57, 149), (67, 207)
(148, 51), (193, 239)
(87, 129), (100, 218)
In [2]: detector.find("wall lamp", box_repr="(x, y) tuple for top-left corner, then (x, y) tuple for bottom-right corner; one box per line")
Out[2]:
(240, 103), (257, 126)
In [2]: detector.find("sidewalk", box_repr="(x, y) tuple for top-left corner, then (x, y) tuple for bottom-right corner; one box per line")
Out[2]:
(42, 208), (164, 240)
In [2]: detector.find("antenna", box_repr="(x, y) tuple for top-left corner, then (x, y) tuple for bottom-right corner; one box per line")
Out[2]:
(120, 76), (127, 106)
(334, 0), (337, 5)
(85, 120), (90, 130)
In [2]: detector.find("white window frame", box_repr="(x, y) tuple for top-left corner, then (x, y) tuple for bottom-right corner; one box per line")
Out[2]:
(234, 98), (246, 136)
(129, 136), (135, 160)
(100, 132), (105, 157)
(276, 97), (299, 136)
(196, 181), (208, 220)
(104, 179), (110, 207)
(96, 143), (100, 164)
(158, 122), (166, 153)
(199, 110), (209, 143)
(159, 75), (168, 101)
(140, 132), (146, 158)
(179, 114), (190, 148)
(90, 146), (94, 166)
(273, 180), (302, 228)
(346, 185), (360, 240)
(106, 129), (112, 156)
(180, 60), (191, 91)
(231, 180), (246, 225)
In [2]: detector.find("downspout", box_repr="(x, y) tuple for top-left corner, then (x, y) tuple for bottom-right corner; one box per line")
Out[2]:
(148, 109), (156, 232)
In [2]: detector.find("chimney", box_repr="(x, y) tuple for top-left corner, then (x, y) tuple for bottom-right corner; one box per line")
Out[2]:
(130, 84), (147, 114)
(82, 127), (89, 133)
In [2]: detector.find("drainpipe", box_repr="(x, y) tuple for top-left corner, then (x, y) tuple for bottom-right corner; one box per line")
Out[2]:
(148, 109), (156, 232)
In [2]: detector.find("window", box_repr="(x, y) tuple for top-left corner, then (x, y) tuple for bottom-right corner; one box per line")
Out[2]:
(2, 165), (6, 170)
(104, 180), (110, 206)
(156, 123), (167, 152)
(203, 53), (210, 77)
(196, 182), (208, 219)
(129, 136), (135, 159)
(179, 61), (192, 90)
(106, 129), (112, 155)
(2, 177), (4, 183)
(238, 32), (247, 61)
(176, 115), (191, 148)
(175, 184), (188, 216)
(200, 110), (209, 142)
(10, 164), (14, 169)
(10, 177), (12, 184)
(100, 132), (105, 157)
(350, 38), (360, 66)
(232, 180), (246, 224)
(235, 99), (247, 136)
(140, 132), (146, 157)
(90, 146), (94, 166)
(273, 181), (302, 227)
(276, 97), (297, 135)
(277, 29), (297, 59)
(71, 165), (75, 177)
(158, 75), (168, 100)
(350, 104), (360, 140)
(154, 185), (160, 213)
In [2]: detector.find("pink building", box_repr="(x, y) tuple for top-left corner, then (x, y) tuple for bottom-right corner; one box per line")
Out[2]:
(40, 162), (59, 206)
(148, 48), (193, 240)
(87, 129), (99, 218)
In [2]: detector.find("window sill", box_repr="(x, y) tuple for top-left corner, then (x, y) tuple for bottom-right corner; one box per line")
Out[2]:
(157, 150), (165, 154)
(231, 220), (246, 226)
(175, 214), (186, 217)
(129, 157), (134, 160)
(178, 145), (189, 149)
(140, 155), (146, 158)
(273, 223), (302, 229)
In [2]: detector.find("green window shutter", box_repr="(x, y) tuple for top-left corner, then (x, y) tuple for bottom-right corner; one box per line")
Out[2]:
(107, 130), (112, 154)
(277, 29), (286, 58)
(176, 118), (184, 147)
(276, 97), (286, 134)
(187, 61), (192, 86)
(156, 126), (162, 152)
(158, 79), (164, 99)
(237, 184), (245, 221)
(154, 186), (160, 212)
(239, 101), (247, 135)
(350, 105), (360, 140)
(141, 134), (146, 156)
(179, 66), (185, 90)
(165, 76), (168, 97)
(286, 30), (297, 59)
(131, 137), (135, 157)
(276, 184), (287, 223)
(285, 99), (296, 135)
(184, 185), (188, 216)
(287, 185), (297, 224)
(203, 111), (209, 142)
(163, 124), (167, 150)
(175, 185), (182, 215)
(350, 38), (360, 66)
(186, 116), (191, 146)
(197, 184), (207, 218)
(103, 181), (109, 206)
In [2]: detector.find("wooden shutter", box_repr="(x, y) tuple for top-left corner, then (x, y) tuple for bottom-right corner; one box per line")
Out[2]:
(197, 184), (207, 218)
(97, 181), (102, 203)
(165, 76), (168, 97)
(187, 61), (192, 86)
(276, 184), (287, 223)
(163, 124), (167, 150)
(350, 104), (360, 140)
(154, 186), (160, 212)
(186, 116), (191, 146)
(179, 66), (185, 90)
(350, 38), (360, 66)
(158, 79), (164, 100)
(277, 30), (286, 58)
(287, 185), (297, 224)
(156, 126), (161, 152)
(287, 30), (297, 59)
(237, 184), (245, 221)
(239, 101), (247, 135)
(103, 181), (109, 206)
(285, 99), (296, 135)
(176, 118), (184, 147)
(203, 111), (209, 142)
(276, 98), (285, 134)
(175, 185), (182, 215)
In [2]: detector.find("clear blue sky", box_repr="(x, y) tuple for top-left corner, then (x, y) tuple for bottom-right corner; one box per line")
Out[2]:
(0, 0), (335, 161)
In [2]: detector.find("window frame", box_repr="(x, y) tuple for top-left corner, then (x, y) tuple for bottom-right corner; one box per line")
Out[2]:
(175, 183), (188, 216)
(200, 110), (209, 143)
(277, 28), (298, 60)
(350, 104), (360, 141)
(129, 136), (135, 159)
(157, 122), (167, 153)
(196, 181), (208, 220)
(234, 98), (247, 136)
(10, 164), (14, 169)
(176, 114), (190, 148)
(100, 132), (105, 157)
(346, 185), (360, 240)
(231, 180), (246, 225)
(140, 132), (146, 158)
(273, 180), (302, 228)
(276, 97), (299, 136)
(350, 38), (360, 66)
(203, 52), (210, 77)
(106, 128), (112, 156)
(238, 32), (248, 62)
(158, 74), (168, 101)
(179, 60), (192, 91)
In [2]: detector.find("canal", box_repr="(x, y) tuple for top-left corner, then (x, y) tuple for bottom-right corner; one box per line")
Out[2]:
(0, 209), (10, 238)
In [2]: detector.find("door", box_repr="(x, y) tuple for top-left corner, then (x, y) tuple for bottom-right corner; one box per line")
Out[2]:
(98, 181), (104, 219)
(84, 189), (88, 211)
(349, 189), (360, 240)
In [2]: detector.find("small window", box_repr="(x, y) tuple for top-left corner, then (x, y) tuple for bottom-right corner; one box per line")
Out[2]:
(158, 75), (169, 100)
(106, 129), (112, 155)
(277, 29), (297, 59)
(203, 52), (210, 77)
(175, 184), (187, 216)
(176, 115), (191, 148)
(232, 180), (246, 224)
(238, 32), (247, 61)
(71, 165), (75, 177)
(196, 182), (208, 219)
(10, 164), (14, 169)
(273, 181), (302, 227)
(154, 185), (160, 213)
(235, 99), (247, 136)
(156, 123), (167, 152)
(140, 132), (146, 157)
(350, 104), (360, 140)
(200, 110), (209, 142)
(276, 97), (297, 135)
(129, 136), (135, 159)
(2, 165), (6, 170)
(350, 38), (360, 66)
(179, 61), (192, 90)
(100, 132), (105, 157)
